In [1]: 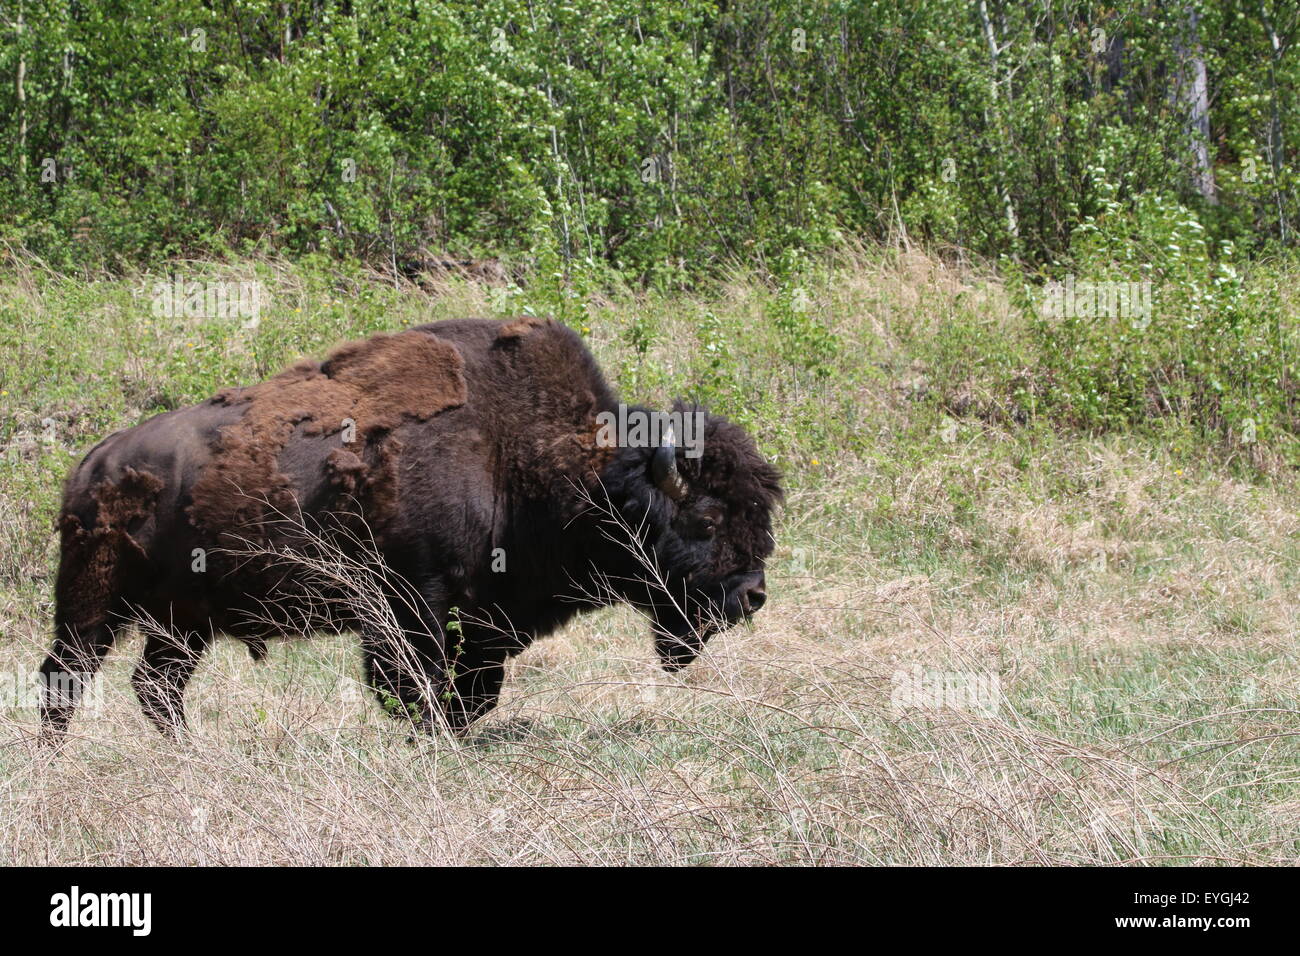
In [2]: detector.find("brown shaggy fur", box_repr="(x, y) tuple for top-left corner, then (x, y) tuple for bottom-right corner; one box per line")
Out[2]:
(324, 446), (368, 494)
(189, 330), (466, 536)
(41, 316), (780, 740)
(489, 317), (617, 502)
(56, 467), (164, 632)
(496, 314), (548, 340)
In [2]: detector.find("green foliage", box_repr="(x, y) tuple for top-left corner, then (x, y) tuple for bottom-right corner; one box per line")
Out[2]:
(2, 2), (1297, 274)
(1022, 190), (1298, 452)
(772, 276), (838, 380)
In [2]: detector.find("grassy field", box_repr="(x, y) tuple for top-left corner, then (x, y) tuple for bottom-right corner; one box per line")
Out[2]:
(1, 250), (1298, 864)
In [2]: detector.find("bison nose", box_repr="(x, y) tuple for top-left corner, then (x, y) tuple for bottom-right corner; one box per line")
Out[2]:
(746, 587), (767, 612)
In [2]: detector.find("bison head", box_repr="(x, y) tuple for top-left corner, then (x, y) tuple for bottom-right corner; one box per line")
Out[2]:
(603, 405), (783, 671)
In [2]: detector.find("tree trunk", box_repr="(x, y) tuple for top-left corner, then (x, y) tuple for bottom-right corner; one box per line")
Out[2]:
(16, 1), (26, 192)
(1175, 4), (1216, 204)
(1259, 1), (1290, 241)
(977, 0), (1020, 241)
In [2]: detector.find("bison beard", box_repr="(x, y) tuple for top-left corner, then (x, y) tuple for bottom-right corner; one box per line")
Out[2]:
(39, 317), (782, 739)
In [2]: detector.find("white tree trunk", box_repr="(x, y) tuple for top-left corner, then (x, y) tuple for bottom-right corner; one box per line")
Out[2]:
(1175, 4), (1217, 204)
(977, 0), (1020, 240)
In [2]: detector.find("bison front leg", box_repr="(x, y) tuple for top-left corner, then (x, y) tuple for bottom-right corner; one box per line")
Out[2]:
(442, 634), (509, 734)
(361, 594), (451, 735)
(132, 630), (210, 736)
(361, 629), (440, 733)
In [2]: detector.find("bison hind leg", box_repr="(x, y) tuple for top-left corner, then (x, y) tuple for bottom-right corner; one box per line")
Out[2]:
(132, 629), (211, 737)
(40, 620), (120, 741)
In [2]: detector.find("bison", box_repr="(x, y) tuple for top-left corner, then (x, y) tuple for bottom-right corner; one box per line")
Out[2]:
(39, 316), (781, 737)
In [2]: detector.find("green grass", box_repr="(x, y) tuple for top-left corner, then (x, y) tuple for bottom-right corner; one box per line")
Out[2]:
(1, 248), (1298, 864)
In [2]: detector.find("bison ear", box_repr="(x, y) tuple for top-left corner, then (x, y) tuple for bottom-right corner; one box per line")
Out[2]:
(651, 423), (688, 502)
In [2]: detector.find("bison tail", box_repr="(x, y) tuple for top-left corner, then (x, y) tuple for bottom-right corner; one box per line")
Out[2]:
(40, 513), (134, 740)
(42, 465), (167, 740)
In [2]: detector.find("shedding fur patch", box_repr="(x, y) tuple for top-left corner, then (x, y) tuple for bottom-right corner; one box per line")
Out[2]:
(325, 447), (368, 494)
(496, 315), (550, 340)
(56, 466), (165, 631)
(189, 330), (466, 535)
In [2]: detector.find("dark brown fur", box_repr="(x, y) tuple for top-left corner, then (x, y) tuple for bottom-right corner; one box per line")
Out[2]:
(40, 318), (780, 739)
(56, 467), (165, 633)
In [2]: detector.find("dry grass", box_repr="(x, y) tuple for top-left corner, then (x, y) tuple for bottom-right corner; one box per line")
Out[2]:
(2, 250), (1298, 865)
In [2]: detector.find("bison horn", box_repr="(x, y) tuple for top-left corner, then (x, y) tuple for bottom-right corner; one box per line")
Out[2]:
(651, 422), (688, 501)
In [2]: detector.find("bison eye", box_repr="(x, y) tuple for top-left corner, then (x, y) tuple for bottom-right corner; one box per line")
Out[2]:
(698, 516), (717, 539)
